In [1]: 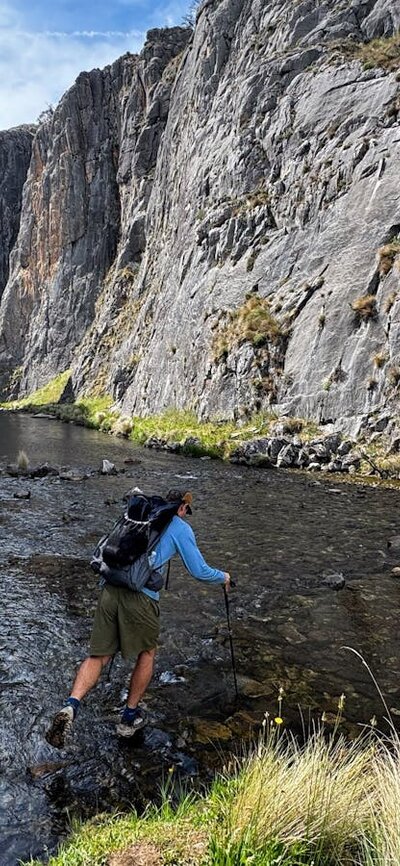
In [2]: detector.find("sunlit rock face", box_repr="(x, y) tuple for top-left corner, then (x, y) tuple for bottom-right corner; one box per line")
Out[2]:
(1, 1), (400, 431)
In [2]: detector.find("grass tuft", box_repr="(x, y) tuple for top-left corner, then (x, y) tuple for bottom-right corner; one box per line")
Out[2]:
(213, 295), (285, 361)
(378, 239), (400, 275)
(16, 449), (29, 470)
(351, 294), (378, 323)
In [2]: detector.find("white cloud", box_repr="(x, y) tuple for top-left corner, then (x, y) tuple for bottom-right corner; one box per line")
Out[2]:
(0, 3), (145, 129)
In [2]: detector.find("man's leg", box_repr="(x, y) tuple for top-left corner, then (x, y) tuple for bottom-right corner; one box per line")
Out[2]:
(46, 654), (112, 748)
(70, 654), (112, 701)
(117, 648), (156, 737)
(127, 648), (156, 707)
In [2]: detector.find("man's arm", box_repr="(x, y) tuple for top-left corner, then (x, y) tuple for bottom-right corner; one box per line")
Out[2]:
(174, 522), (228, 585)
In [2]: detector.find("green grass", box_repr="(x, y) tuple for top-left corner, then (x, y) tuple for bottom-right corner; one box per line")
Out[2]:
(2, 370), (72, 408)
(23, 720), (400, 866)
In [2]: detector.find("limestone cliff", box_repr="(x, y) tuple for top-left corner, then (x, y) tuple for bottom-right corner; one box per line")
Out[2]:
(1, 1), (400, 433)
(0, 126), (34, 298)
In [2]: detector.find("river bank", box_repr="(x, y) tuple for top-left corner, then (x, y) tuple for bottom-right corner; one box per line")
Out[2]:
(2, 372), (400, 485)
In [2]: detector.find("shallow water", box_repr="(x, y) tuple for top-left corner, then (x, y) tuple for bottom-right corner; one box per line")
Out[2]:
(1, 412), (400, 864)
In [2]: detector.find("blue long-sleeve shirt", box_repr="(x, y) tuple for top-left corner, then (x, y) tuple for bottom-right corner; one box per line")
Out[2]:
(143, 515), (225, 600)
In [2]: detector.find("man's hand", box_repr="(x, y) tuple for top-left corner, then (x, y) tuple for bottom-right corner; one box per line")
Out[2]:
(223, 572), (231, 591)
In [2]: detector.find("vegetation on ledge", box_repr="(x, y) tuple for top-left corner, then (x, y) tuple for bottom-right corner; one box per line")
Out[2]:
(25, 718), (400, 866)
(4, 374), (400, 483)
(0, 375), (319, 460)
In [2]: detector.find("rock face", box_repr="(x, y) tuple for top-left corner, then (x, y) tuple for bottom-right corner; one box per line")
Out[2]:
(0, 1), (400, 431)
(0, 29), (190, 397)
(0, 127), (34, 298)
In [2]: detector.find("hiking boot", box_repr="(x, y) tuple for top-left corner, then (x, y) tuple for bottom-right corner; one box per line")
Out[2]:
(116, 707), (147, 738)
(45, 705), (74, 749)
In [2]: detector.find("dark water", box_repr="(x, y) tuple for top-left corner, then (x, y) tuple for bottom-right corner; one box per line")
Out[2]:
(1, 412), (400, 864)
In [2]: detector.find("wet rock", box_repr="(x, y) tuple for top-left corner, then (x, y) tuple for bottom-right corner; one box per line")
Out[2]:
(13, 490), (31, 500)
(321, 570), (346, 590)
(269, 437), (290, 462)
(308, 442), (331, 462)
(236, 675), (273, 698)
(387, 536), (400, 550)
(322, 433), (342, 453)
(100, 459), (117, 475)
(159, 671), (186, 685)
(123, 457), (142, 465)
(191, 719), (232, 743)
(277, 622), (307, 643)
(247, 452), (273, 468)
(337, 441), (353, 457)
(29, 463), (59, 478)
(224, 709), (260, 736)
(388, 437), (400, 454)
(297, 447), (310, 468)
(28, 760), (68, 779)
(230, 437), (270, 466)
(144, 436), (168, 450)
(328, 460), (343, 472)
(6, 463), (28, 477)
(59, 470), (89, 481)
(276, 443), (300, 468)
(341, 452), (361, 471)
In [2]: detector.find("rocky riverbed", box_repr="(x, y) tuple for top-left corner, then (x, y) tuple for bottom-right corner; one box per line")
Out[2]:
(1, 413), (400, 865)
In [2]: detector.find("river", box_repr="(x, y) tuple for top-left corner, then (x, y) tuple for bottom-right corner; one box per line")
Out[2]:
(1, 412), (400, 864)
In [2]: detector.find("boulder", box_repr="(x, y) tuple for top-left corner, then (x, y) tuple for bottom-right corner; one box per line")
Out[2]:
(322, 570), (346, 590)
(100, 459), (117, 475)
(269, 437), (290, 462)
(276, 443), (300, 468)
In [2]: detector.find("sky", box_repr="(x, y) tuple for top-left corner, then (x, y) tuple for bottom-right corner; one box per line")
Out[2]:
(0, 0), (193, 130)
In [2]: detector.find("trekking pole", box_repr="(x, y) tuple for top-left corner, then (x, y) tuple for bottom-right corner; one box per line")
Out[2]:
(223, 581), (239, 701)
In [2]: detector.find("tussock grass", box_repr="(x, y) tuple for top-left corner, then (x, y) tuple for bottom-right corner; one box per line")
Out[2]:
(214, 295), (285, 361)
(357, 33), (400, 71)
(24, 725), (400, 866)
(378, 239), (400, 275)
(351, 294), (378, 322)
(16, 449), (29, 470)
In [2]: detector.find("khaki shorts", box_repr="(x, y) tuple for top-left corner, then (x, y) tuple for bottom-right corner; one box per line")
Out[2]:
(89, 586), (160, 660)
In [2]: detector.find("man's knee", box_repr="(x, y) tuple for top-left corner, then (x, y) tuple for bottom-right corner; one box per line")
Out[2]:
(137, 648), (156, 664)
(89, 654), (113, 667)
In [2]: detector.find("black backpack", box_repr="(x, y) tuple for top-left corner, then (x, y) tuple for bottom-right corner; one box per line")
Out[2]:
(90, 492), (180, 592)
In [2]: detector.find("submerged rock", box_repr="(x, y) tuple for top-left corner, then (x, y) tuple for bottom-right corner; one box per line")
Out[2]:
(321, 570), (346, 590)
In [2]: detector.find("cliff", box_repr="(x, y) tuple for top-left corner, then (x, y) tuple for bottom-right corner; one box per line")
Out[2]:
(0, 1), (400, 434)
(0, 126), (34, 299)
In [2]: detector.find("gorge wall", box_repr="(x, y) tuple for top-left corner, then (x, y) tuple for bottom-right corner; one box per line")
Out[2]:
(0, 0), (400, 433)
(0, 126), (34, 299)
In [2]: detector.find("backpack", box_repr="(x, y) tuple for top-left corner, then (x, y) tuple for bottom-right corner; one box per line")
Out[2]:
(90, 491), (180, 592)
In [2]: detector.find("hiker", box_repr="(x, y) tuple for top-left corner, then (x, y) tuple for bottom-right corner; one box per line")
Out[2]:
(46, 489), (231, 747)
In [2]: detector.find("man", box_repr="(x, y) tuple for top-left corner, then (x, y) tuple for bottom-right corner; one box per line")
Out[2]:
(46, 489), (230, 748)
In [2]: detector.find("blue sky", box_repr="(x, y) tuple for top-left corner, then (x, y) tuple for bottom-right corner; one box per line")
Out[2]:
(0, 0), (193, 129)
